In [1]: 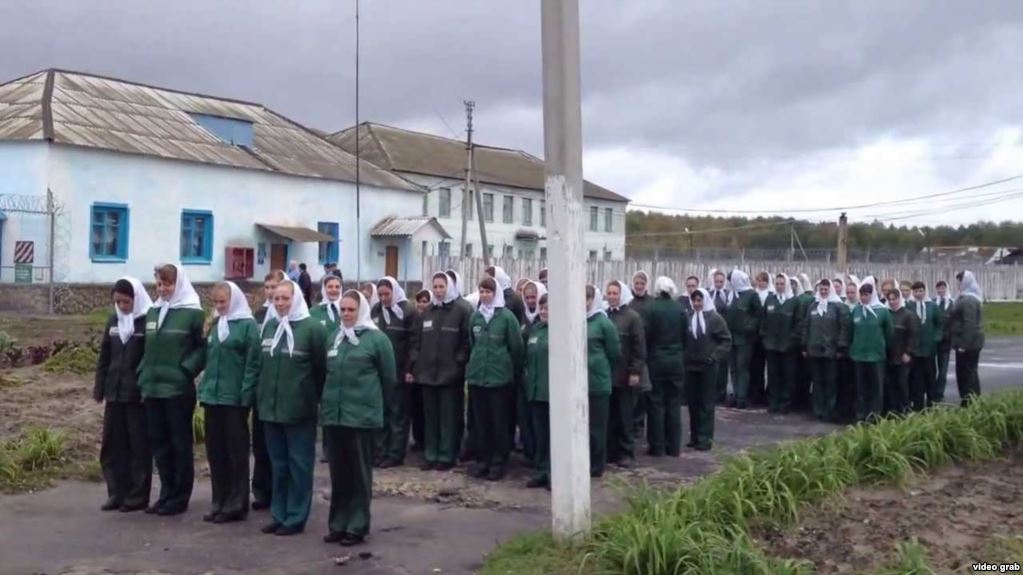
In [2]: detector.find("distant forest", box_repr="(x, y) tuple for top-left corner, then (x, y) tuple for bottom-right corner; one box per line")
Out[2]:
(625, 211), (1023, 253)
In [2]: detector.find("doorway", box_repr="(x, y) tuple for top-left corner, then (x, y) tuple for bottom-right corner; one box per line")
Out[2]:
(385, 245), (399, 279)
(270, 243), (288, 272)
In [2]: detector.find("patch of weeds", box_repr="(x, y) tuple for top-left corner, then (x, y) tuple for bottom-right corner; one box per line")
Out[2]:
(0, 427), (68, 492)
(981, 534), (1023, 565)
(193, 405), (205, 444)
(875, 538), (935, 575)
(85, 308), (111, 328)
(0, 372), (24, 388)
(478, 532), (596, 575)
(43, 345), (99, 376)
(68, 458), (103, 483)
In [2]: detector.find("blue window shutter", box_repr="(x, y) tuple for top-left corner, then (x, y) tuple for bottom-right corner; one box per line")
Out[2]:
(89, 203), (130, 262)
(181, 209), (214, 264)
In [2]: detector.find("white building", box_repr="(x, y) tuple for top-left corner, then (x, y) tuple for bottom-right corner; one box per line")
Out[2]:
(0, 69), (438, 286)
(330, 123), (630, 261)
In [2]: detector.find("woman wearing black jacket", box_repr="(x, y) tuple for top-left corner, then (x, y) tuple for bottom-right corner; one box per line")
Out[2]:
(94, 277), (153, 512)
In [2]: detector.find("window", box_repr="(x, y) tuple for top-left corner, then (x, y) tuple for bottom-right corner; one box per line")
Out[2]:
(540, 247), (548, 261)
(487, 244), (494, 258)
(422, 194), (429, 216)
(438, 242), (451, 257)
(522, 198), (533, 226)
(318, 222), (339, 265)
(439, 188), (451, 218)
(604, 249), (612, 261)
(180, 210), (213, 263)
(190, 113), (254, 146)
(589, 250), (597, 261)
(465, 243), (473, 258)
(467, 190), (474, 220)
(589, 206), (598, 231)
(503, 245), (514, 258)
(503, 196), (514, 224)
(483, 193), (494, 222)
(540, 200), (546, 227)
(604, 208), (613, 233)
(89, 203), (129, 262)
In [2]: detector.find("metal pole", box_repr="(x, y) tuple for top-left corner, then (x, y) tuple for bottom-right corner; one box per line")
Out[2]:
(460, 101), (474, 257)
(837, 212), (849, 273)
(471, 148), (490, 267)
(47, 188), (55, 315)
(354, 0), (362, 282)
(541, 0), (590, 541)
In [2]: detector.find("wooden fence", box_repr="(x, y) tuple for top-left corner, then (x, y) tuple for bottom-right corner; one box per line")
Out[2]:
(423, 256), (1023, 301)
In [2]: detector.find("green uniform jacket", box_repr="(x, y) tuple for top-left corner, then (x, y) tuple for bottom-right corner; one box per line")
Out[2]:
(94, 314), (147, 403)
(466, 308), (523, 387)
(411, 301), (472, 387)
(933, 297), (954, 349)
(801, 301), (850, 359)
(310, 303), (342, 335)
(949, 296), (985, 352)
(523, 321), (549, 403)
(628, 293), (651, 318)
(587, 313), (621, 396)
(320, 328), (396, 429)
(760, 294), (800, 353)
(792, 292), (814, 345)
(607, 306), (646, 388)
(724, 289), (762, 346)
(887, 307), (920, 365)
(683, 311), (732, 370)
(371, 300), (418, 379)
(255, 318), (327, 424)
(504, 289), (527, 326)
(849, 306), (892, 363)
(907, 300), (942, 357)
(138, 308), (207, 399)
(642, 296), (687, 382)
(199, 319), (262, 407)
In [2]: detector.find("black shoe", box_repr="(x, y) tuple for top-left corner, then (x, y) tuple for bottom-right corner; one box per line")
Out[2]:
(275, 525), (303, 536)
(435, 462), (455, 472)
(647, 449), (665, 457)
(590, 470), (604, 479)
(420, 461), (437, 471)
(119, 502), (147, 513)
(144, 501), (165, 515)
(261, 522), (282, 534)
(486, 466), (505, 481)
(526, 477), (547, 489)
(468, 464), (489, 479)
(203, 511), (220, 522)
(156, 505), (187, 516)
(616, 458), (635, 469)
(251, 499), (270, 511)
(214, 511), (246, 524)
(339, 533), (365, 547)
(735, 401), (748, 410)
(686, 441), (696, 448)
(694, 444), (712, 451)
(324, 531), (345, 544)
(410, 443), (424, 452)
(378, 458), (402, 469)
(101, 497), (123, 512)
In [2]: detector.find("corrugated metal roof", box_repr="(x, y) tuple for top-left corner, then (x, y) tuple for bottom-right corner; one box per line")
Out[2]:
(370, 215), (451, 239)
(329, 122), (629, 203)
(256, 223), (335, 243)
(0, 69), (419, 192)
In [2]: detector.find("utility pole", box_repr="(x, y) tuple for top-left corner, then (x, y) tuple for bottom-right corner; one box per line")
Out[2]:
(541, 0), (590, 541)
(837, 212), (849, 273)
(471, 147), (491, 267)
(460, 100), (474, 258)
(354, 0), (362, 281)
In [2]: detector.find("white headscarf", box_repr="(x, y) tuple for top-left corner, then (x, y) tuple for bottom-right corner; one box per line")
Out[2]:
(432, 272), (458, 306)
(958, 270), (983, 304)
(858, 276), (883, 317)
(361, 282), (380, 308)
(216, 281), (254, 343)
(335, 290), (378, 347)
(489, 266), (513, 292)
(691, 288), (712, 338)
(756, 281), (774, 305)
(478, 278), (506, 323)
(587, 285), (606, 319)
(261, 302), (279, 334)
(154, 264), (202, 329)
(320, 276), (343, 324)
(444, 269), (464, 300)
(378, 276), (407, 325)
(813, 279), (839, 316)
(730, 269), (753, 294)
(888, 292), (906, 312)
(631, 270), (650, 297)
(790, 275), (804, 296)
(605, 280), (632, 312)
(270, 280), (310, 357)
(524, 280), (549, 324)
(797, 273), (813, 295)
(653, 276), (677, 297)
(847, 274), (861, 287)
(774, 273), (793, 305)
(114, 277), (152, 345)
(707, 268), (729, 305)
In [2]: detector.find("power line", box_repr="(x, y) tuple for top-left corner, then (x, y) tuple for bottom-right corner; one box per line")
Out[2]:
(626, 218), (797, 240)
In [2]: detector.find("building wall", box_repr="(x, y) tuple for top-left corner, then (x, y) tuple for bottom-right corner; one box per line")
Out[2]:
(0, 142), (427, 285)
(0, 142), (52, 283)
(411, 173), (627, 261)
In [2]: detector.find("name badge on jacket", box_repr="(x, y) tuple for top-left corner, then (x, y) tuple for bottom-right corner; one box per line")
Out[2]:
(109, 327), (119, 337)
(146, 322), (157, 332)
(423, 320), (434, 329)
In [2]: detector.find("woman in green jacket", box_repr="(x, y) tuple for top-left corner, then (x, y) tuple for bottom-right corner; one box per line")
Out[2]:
(761, 274), (799, 414)
(849, 279), (892, 422)
(257, 280), (327, 536)
(801, 278), (850, 423)
(140, 264), (206, 516)
(322, 290), (396, 547)
(883, 288), (919, 415)
(94, 277), (153, 513)
(586, 285), (621, 477)
(466, 277), (523, 481)
(683, 289), (732, 450)
(725, 269), (762, 409)
(199, 281), (261, 524)
(907, 281), (942, 410)
(523, 294), (550, 489)
(372, 276), (418, 468)
(641, 277), (686, 457)
(251, 269), (284, 511)
(950, 270), (985, 406)
(605, 280), (646, 466)
(311, 274), (343, 334)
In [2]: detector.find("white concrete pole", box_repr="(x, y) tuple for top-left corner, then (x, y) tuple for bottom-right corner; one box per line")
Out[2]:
(540, 0), (591, 540)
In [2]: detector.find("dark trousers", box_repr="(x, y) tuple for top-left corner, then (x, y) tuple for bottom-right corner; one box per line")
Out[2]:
(715, 358), (730, 402)
(409, 383), (425, 448)
(203, 404), (250, 517)
(836, 357), (857, 423)
(810, 357), (838, 422)
(589, 394), (610, 476)
(792, 356), (813, 411)
(934, 347), (951, 403)
(855, 361), (885, 422)
(100, 402), (152, 508)
(422, 384), (460, 464)
(646, 376), (683, 456)
(766, 350), (796, 413)
(955, 349), (982, 405)
(910, 355), (937, 411)
(462, 386), (478, 461)
(325, 426), (375, 538)
(145, 394), (195, 511)
(749, 341), (767, 405)
(251, 408), (272, 506)
(632, 390), (649, 437)
(529, 402), (550, 484)
(263, 420), (316, 530)
(515, 383), (534, 460)
(884, 363), (910, 415)
(685, 367), (717, 449)
(469, 385), (512, 469)
(729, 344), (754, 404)
(608, 385), (638, 462)
(377, 379), (408, 463)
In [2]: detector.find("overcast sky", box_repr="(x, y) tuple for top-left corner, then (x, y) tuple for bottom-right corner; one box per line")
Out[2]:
(4, 0), (1023, 226)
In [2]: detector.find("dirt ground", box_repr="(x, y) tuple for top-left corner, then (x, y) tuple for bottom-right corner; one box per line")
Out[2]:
(755, 452), (1023, 574)
(0, 312), (105, 348)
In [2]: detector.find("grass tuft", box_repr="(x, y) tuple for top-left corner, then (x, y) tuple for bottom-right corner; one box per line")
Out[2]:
(0, 427), (67, 492)
(193, 405), (206, 444)
(875, 538), (935, 575)
(42, 345), (99, 376)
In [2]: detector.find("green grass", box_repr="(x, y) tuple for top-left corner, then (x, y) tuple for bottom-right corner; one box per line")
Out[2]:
(193, 405), (206, 444)
(0, 427), (68, 492)
(42, 345), (99, 376)
(480, 391), (1023, 575)
(874, 539), (935, 575)
(985, 302), (1023, 336)
(84, 307), (111, 328)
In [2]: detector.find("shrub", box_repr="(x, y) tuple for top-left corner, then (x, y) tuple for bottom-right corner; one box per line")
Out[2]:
(43, 345), (99, 376)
